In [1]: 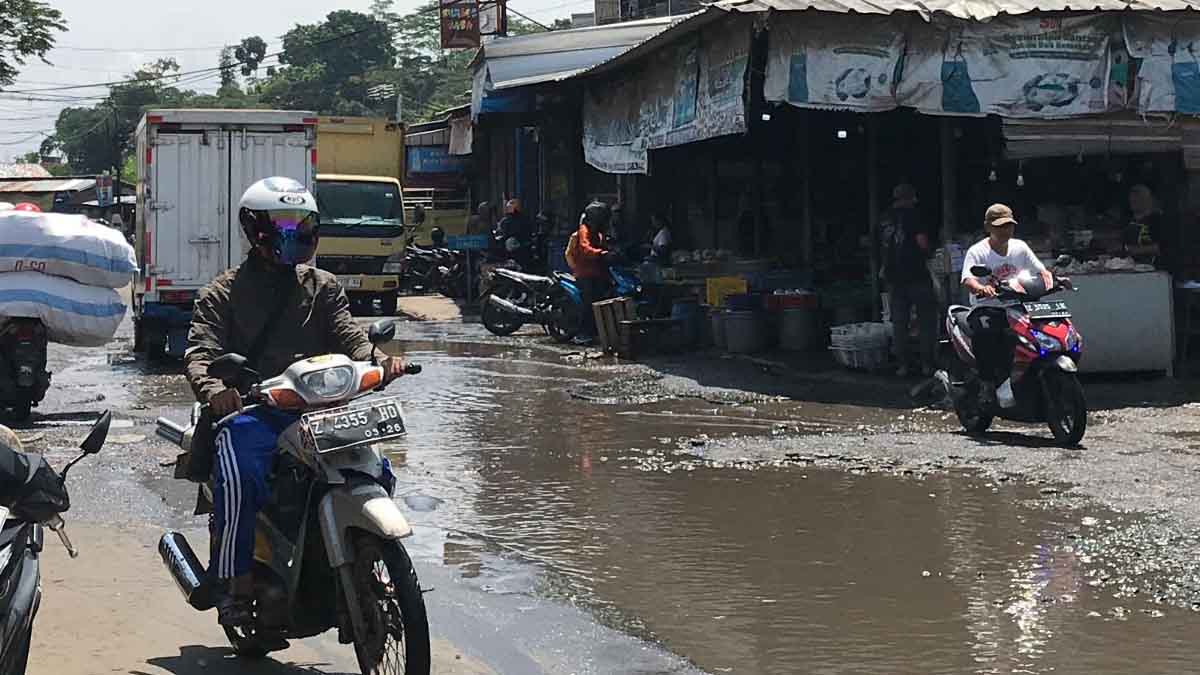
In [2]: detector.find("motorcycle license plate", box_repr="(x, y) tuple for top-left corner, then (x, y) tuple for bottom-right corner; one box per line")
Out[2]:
(1023, 300), (1071, 319)
(302, 397), (406, 454)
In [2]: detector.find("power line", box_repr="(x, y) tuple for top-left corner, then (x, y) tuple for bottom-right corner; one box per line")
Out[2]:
(52, 43), (229, 54)
(1, 24), (380, 95)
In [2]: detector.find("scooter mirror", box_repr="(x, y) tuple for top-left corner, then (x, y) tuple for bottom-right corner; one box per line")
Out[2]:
(208, 354), (251, 387)
(368, 320), (397, 346)
(970, 265), (991, 277)
(80, 410), (111, 455)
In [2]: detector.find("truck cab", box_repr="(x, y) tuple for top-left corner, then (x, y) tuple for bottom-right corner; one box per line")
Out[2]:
(313, 174), (405, 316)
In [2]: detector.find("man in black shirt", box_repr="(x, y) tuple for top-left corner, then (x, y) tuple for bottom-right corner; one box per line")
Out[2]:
(880, 184), (938, 377)
(1124, 184), (1170, 268)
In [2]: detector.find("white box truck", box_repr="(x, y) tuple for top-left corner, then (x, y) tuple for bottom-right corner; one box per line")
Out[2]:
(133, 109), (317, 359)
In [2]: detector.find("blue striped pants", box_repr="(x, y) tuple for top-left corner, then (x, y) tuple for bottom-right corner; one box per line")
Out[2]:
(210, 407), (298, 580)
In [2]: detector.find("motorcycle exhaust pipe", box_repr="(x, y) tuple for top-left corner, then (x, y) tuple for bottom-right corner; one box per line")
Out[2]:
(156, 417), (186, 446)
(487, 295), (535, 318)
(158, 532), (215, 611)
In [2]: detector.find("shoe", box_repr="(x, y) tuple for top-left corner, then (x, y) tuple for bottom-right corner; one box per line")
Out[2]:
(217, 595), (254, 627)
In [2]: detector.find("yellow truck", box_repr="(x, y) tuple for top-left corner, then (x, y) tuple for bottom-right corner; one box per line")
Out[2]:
(313, 116), (408, 315)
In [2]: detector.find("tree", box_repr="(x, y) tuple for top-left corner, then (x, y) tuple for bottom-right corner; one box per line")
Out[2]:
(0, 1), (66, 87)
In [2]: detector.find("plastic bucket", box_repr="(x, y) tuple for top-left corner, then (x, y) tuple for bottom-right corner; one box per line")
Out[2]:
(671, 299), (702, 347)
(711, 309), (727, 349)
(725, 311), (767, 354)
(779, 308), (820, 352)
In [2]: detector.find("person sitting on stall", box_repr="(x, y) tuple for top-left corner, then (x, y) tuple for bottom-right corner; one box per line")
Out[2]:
(961, 204), (1054, 408)
(880, 183), (937, 377)
(1124, 184), (1169, 267)
(574, 201), (617, 346)
(649, 213), (673, 265)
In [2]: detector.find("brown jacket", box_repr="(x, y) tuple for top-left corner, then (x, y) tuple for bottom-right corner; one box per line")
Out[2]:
(184, 253), (375, 404)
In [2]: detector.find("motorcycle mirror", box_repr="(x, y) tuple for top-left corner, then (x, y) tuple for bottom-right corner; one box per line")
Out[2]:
(368, 320), (396, 346)
(970, 265), (991, 277)
(208, 354), (258, 388)
(80, 410), (111, 455)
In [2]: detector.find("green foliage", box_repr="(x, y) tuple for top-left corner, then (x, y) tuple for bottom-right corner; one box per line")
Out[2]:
(0, 1), (66, 87)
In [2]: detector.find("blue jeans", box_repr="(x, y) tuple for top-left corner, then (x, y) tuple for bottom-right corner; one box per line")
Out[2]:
(210, 407), (297, 580)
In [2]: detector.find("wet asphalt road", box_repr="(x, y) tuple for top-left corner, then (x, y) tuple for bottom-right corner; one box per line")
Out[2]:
(23, 311), (1200, 674)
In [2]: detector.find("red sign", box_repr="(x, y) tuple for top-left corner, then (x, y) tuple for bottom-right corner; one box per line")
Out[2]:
(440, 0), (480, 49)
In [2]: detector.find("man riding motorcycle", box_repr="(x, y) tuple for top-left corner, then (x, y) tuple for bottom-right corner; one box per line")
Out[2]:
(184, 177), (408, 627)
(960, 204), (1055, 407)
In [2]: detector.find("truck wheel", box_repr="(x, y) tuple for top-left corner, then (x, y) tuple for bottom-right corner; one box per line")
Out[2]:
(144, 324), (167, 363)
(380, 295), (398, 317)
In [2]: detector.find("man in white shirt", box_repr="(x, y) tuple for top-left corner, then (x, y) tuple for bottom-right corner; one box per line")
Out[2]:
(960, 204), (1053, 403)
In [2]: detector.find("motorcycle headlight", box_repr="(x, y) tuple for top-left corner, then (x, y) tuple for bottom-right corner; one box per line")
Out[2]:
(1032, 330), (1062, 352)
(300, 366), (356, 399)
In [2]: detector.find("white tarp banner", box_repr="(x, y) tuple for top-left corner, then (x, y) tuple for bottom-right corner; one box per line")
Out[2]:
(764, 14), (907, 112)
(1124, 15), (1200, 114)
(899, 15), (1113, 117)
(583, 18), (750, 174)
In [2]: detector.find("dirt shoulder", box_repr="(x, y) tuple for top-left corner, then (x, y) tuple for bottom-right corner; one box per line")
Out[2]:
(29, 524), (492, 675)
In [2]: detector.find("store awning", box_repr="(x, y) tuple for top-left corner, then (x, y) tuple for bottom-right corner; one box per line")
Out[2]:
(1003, 118), (1185, 160)
(719, 0), (1200, 22)
(470, 15), (681, 116)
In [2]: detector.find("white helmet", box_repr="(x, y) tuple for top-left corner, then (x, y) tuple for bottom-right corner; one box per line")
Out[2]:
(238, 177), (320, 265)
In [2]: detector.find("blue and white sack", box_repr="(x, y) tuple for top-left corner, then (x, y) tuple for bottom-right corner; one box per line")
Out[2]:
(0, 272), (126, 347)
(0, 212), (136, 289)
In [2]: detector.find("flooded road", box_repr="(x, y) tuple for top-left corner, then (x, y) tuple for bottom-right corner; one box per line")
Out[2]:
(35, 318), (1200, 674)
(360, 335), (1200, 675)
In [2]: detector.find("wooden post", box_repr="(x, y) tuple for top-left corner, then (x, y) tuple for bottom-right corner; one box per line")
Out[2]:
(800, 121), (813, 267)
(940, 118), (956, 245)
(940, 118), (957, 310)
(867, 117), (881, 321)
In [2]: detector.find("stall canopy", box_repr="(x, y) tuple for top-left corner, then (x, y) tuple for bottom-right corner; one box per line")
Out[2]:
(581, 13), (754, 173)
(1002, 117), (1186, 160)
(470, 15), (680, 117)
(720, 0), (1198, 21)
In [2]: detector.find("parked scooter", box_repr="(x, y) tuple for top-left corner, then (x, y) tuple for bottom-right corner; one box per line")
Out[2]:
(0, 411), (111, 674)
(155, 320), (430, 674)
(0, 319), (50, 422)
(936, 260), (1086, 446)
(481, 267), (585, 342)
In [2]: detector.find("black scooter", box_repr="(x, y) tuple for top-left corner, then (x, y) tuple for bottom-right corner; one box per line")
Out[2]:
(0, 320), (49, 422)
(0, 411), (110, 674)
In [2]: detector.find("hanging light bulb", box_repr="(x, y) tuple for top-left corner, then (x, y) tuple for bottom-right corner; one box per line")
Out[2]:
(1016, 161), (1025, 187)
(989, 168), (998, 182)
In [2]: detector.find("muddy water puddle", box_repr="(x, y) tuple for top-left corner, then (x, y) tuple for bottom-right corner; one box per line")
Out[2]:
(373, 342), (1197, 674)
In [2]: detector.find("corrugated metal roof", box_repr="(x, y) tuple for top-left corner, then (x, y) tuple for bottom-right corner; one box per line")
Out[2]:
(720, 0), (1200, 21)
(0, 164), (51, 179)
(474, 16), (682, 90)
(0, 178), (94, 193)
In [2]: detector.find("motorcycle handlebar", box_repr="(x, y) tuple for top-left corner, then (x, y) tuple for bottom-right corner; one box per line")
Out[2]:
(46, 515), (77, 558)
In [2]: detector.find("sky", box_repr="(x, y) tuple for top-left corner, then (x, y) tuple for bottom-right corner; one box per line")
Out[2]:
(0, 0), (591, 160)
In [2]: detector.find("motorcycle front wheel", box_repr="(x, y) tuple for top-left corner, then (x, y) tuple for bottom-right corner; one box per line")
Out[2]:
(955, 379), (994, 434)
(351, 534), (430, 675)
(1044, 369), (1087, 446)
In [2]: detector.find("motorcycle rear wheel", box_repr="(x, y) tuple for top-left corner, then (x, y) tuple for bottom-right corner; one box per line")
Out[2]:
(351, 534), (431, 675)
(1044, 370), (1087, 446)
(546, 296), (584, 343)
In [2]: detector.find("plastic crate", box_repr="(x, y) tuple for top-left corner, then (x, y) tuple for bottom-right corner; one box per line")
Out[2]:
(831, 345), (889, 371)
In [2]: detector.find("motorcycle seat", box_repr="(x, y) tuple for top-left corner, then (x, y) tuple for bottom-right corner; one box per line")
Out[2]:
(949, 305), (973, 337)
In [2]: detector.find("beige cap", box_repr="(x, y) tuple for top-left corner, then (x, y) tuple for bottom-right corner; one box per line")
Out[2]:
(985, 203), (1018, 228)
